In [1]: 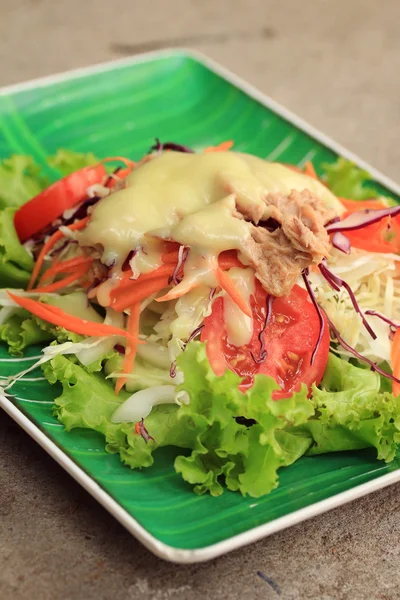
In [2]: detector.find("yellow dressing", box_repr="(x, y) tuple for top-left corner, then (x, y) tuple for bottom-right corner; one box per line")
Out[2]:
(223, 267), (255, 346)
(79, 151), (343, 267)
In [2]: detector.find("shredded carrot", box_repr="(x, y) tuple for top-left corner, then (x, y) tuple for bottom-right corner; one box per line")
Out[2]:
(30, 263), (91, 293)
(111, 276), (170, 312)
(337, 197), (400, 253)
(101, 156), (135, 171)
(155, 281), (198, 303)
(162, 251), (180, 264)
(7, 291), (141, 343)
(115, 302), (141, 395)
(120, 263), (174, 285)
(204, 140), (234, 153)
(135, 422), (141, 435)
(391, 329), (400, 396)
(303, 161), (318, 179)
(214, 267), (252, 317)
(28, 217), (90, 290)
(109, 266), (175, 307)
(39, 256), (93, 285)
(339, 198), (386, 212)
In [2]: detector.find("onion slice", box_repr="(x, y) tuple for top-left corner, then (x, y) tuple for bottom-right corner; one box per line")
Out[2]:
(137, 419), (155, 444)
(331, 232), (351, 254)
(326, 205), (400, 234)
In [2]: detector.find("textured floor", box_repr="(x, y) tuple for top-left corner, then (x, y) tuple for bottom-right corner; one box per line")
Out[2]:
(1, 1), (400, 599)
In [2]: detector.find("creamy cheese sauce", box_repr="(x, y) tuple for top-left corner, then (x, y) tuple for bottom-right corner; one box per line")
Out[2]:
(79, 151), (343, 267)
(223, 268), (256, 346)
(79, 151), (343, 308)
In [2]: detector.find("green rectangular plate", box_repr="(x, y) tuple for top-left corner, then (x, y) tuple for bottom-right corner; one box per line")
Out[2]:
(1, 50), (400, 563)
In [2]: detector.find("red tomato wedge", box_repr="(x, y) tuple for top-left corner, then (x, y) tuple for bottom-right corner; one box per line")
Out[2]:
(338, 197), (400, 253)
(14, 164), (106, 242)
(201, 282), (330, 399)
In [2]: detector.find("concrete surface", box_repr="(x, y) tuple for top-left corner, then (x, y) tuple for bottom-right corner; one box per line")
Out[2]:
(1, 1), (400, 598)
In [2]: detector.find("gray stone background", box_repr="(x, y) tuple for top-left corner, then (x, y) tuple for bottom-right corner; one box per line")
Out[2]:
(0, 1), (399, 599)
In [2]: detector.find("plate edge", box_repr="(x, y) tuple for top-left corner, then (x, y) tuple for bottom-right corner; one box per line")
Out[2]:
(1, 392), (400, 564)
(1, 48), (400, 563)
(1, 46), (398, 197)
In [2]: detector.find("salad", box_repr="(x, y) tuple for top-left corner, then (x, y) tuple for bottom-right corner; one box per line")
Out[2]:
(1, 141), (400, 498)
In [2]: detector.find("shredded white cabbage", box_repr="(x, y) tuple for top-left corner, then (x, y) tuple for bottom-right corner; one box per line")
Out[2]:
(305, 248), (400, 364)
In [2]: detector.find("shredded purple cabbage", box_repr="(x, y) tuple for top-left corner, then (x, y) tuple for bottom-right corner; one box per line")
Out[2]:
(326, 314), (400, 385)
(138, 419), (155, 444)
(169, 324), (205, 378)
(365, 310), (400, 330)
(302, 268), (326, 365)
(209, 287), (217, 301)
(168, 245), (189, 285)
(149, 139), (194, 154)
(169, 360), (177, 379)
(169, 325), (205, 378)
(251, 295), (274, 364)
(319, 260), (376, 340)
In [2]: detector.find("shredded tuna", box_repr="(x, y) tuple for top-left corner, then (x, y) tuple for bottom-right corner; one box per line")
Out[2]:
(240, 189), (332, 296)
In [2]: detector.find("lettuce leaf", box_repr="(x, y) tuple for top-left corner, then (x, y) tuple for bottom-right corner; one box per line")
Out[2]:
(0, 292), (102, 355)
(47, 149), (99, 177)
(0, 311), (54, 356)
(41, 344), (400, 499)
(295, 354), (400, 461)
(0, 207), (34, 287)
(0, 150), (100, 289)
(44, 342), (314, 498)
(322, 158), (380, 200)
(0, 155), (49, 210)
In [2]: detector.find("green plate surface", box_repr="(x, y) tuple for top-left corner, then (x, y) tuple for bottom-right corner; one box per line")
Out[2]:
(0, 51), (399, 553)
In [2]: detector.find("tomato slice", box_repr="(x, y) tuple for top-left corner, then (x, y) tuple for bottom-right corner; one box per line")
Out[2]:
(14, 164), (106, 242)
(201, 282), (330, 399)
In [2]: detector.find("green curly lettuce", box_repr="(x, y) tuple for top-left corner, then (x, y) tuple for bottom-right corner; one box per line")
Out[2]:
(0, 151), (100, 288)
(0, 207), (35, 287)
(47, 149), (99, 177)
(41, 344), (400, 498)
(297, 354), (400, 462)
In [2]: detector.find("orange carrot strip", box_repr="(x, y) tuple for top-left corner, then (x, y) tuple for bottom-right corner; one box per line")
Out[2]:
(28, 217), (90, 290)
(135, 422), (141, 434)
(339, 198), (386, 212)
(155, 281), (198, 303)
(392, 329), (400, 396)
(111, 276), (170, 312)
(204, 141), (234, 153)
(304, 161), (318, 179)
(214, 267), (252, 317)
(7, 291), (140, 343)
(109, 266), (175, 305)
(101, 156), (135, 176)
(162, 251), (180, 264)
(39, 256), (93, 284)
(115, 302), (141, 395)
(31, 264), (91, 293)
(120, 263), (174, 285)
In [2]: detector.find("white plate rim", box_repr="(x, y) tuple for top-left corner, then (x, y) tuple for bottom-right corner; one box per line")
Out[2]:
(1, 48), (400, 564)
